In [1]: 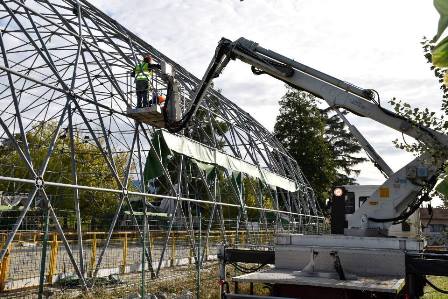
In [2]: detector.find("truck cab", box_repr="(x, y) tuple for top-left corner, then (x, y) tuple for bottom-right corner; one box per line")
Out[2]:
(330, 184), (421, 238)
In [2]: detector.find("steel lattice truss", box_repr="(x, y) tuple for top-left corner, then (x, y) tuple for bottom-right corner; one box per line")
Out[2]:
(0, 0), (322, 287)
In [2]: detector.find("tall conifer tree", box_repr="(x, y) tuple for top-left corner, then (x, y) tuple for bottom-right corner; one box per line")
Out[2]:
(274, 88), (366, 206)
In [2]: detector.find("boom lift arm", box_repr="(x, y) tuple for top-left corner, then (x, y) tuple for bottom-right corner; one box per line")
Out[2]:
(170, 37), (448, 235)
(334, 109), (394, 178)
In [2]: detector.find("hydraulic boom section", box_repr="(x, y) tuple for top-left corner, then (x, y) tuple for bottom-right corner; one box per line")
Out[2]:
(174, 37), (448, 236)
(334, 109), (394, 179)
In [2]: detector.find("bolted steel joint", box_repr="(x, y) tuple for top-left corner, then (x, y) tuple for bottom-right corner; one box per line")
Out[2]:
(35, 176), (44, 189)
(67, 89), (76, 99)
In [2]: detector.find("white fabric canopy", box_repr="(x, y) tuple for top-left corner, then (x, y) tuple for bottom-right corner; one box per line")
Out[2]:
(161, 130), (298, 192)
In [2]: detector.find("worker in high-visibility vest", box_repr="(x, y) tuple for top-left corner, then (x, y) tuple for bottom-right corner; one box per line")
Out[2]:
(132, 54), (160, 108)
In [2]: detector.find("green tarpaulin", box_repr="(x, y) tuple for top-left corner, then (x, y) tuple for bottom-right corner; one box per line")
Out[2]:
(161, 130), (298, 191)
(143, 131), (172, 182)
(143, 130), (298, 192)
(192, 159), (217, 181)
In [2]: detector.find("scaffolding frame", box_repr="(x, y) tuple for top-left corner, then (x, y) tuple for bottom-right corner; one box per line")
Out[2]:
(0, 0), (324, 293)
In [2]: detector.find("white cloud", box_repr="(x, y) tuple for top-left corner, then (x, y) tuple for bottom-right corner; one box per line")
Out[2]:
(90, 0), (444, 199)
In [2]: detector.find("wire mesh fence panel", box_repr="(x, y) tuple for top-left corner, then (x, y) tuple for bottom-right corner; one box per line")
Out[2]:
(0, 215), (328, 292)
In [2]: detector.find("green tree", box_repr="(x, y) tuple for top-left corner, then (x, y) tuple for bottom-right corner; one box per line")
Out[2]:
(432, 0), (448, 68)
(0, 121), (129, 222)
(322, 109), (367, 185)
(242, 176), (274, 219)
(274, 89), (367, 206)
(386, 1), (448, 205)
(274, 89), (336, 205)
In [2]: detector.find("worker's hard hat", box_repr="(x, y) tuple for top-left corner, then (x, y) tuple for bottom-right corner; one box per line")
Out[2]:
(144, 54), (152, 63)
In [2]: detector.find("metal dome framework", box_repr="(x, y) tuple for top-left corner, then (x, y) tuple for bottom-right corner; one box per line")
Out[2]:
(0, 0), (323, 289)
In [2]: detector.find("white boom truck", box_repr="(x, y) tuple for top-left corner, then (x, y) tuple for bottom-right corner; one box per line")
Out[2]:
(329, 112), (421, 238)
(165, 38), (448, 298)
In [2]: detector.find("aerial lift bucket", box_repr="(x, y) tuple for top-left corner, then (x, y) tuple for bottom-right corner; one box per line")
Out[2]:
(126, 61), (181, 128)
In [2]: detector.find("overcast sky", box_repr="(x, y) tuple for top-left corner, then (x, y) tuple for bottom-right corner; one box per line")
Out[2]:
(91, 0), (443, 205)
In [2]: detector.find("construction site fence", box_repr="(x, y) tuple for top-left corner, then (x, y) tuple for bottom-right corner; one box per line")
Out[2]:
(0, 216), (329, 293)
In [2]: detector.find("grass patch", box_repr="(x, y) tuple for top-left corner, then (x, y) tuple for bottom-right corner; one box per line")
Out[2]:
(54, 263), (271, 299)
(423, 276), (448, 299)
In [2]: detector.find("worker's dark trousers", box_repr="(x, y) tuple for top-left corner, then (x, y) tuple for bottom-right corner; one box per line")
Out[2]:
(136, 80), (149, 108)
